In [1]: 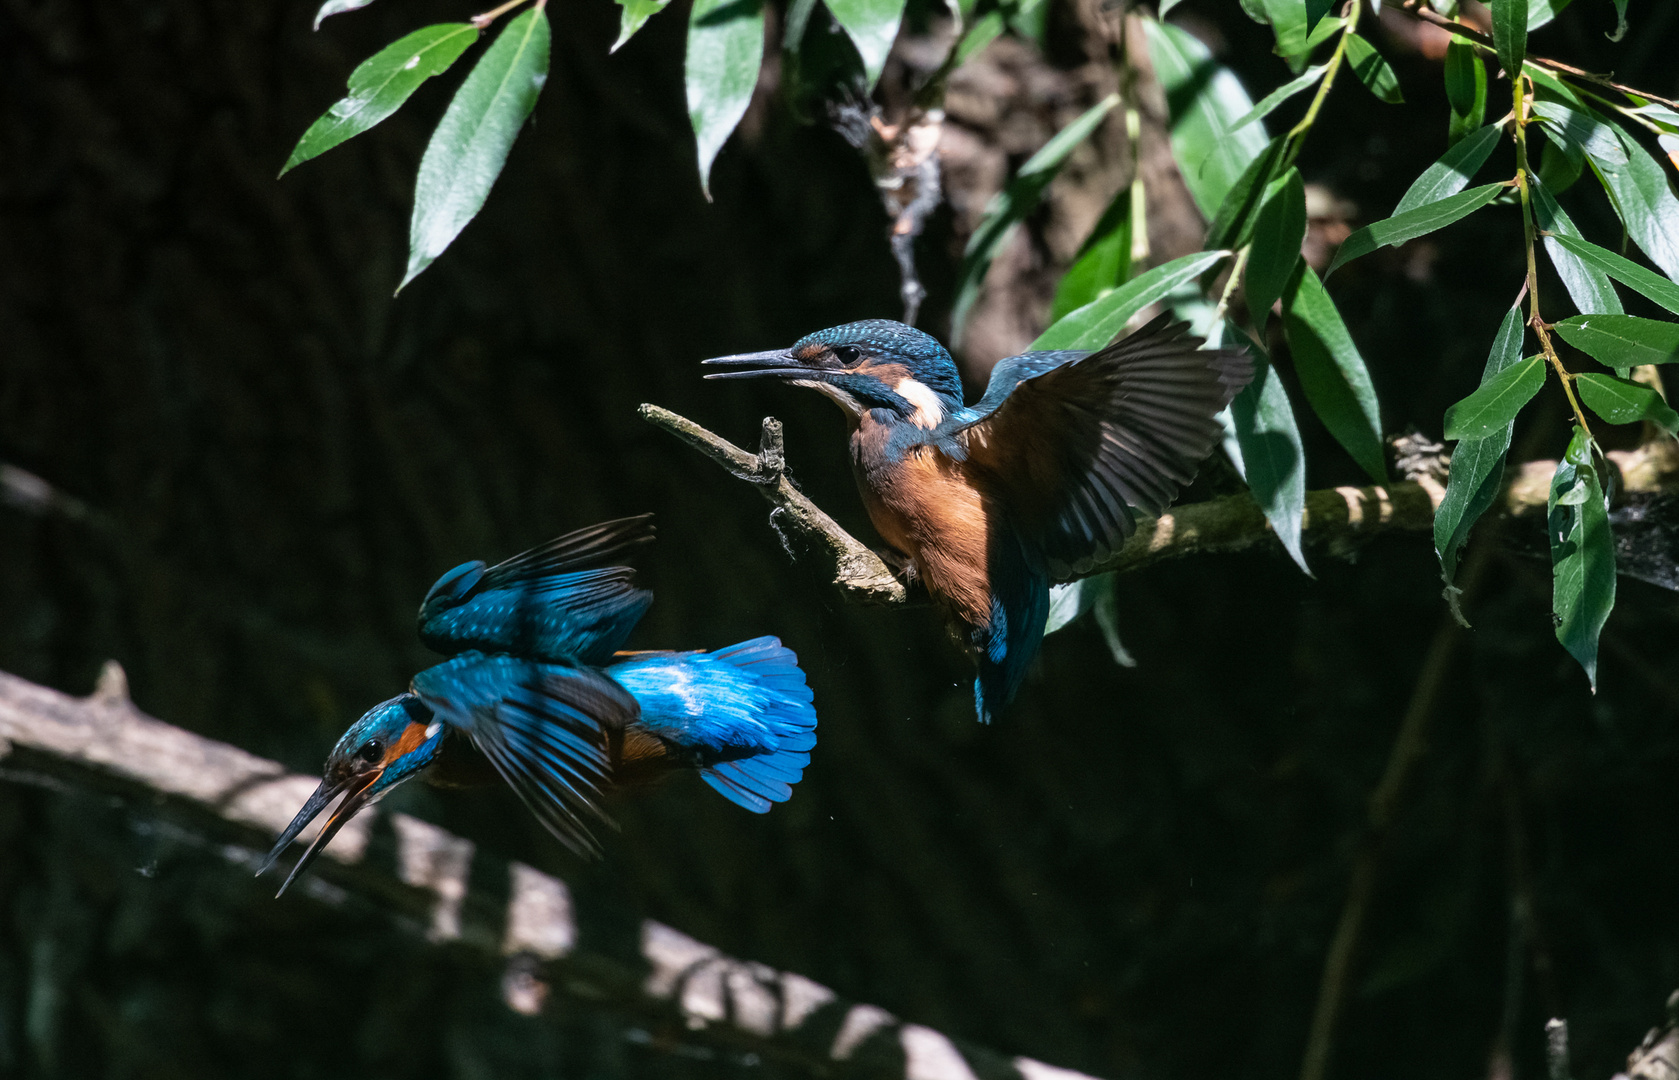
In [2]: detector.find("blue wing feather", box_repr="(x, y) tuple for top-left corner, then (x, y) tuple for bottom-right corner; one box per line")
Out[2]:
(411, 652), (631, 856)
(417, 516), (655, 664)
(605, 637), (819, 814)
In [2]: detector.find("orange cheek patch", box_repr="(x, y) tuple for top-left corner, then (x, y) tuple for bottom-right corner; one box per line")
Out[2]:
(383, 720), (432, 765)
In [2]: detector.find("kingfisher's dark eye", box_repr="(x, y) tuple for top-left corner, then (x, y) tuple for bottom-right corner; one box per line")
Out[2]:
(358, 740), (385, 764)
(832, 345), (860, 364)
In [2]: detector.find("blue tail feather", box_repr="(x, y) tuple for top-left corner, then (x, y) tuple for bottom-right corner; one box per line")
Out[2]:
(971, 533), (1050, 724)
(605, 636), (818, 813)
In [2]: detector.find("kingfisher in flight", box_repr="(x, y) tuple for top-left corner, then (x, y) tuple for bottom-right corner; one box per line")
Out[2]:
(259, 516), (818, 896)
(704, 313), (1250, 723)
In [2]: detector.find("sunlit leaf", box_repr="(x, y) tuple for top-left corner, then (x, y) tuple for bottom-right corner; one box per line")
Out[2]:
(1546, 233), (1679, 316)
(1532, 100), (1628, 165)
(1527, 0), (1573, 29)
(1232, 65), (1326, 134)
(1282, 265), (1386, 481)
(314, 0), (375, 30)
(1044, 574), (1135, 664)
(1575, 372), (1679, 433)
(1549, 425), (1614, 690)
(1224, 324), (1309, 574)
(1034, 250), (1230, 350)
(1050, 182), (1135, 323)
(1530, 176), (1622, 319)
(1537, 125), (1586, 193)
(953, 94), (1120, 339)
(1145, 18), (1268, 220)
(1553, 314), (1679, 367)
(1394, 123), (1500, 214)
(1326, 182), (1504, 278)
(1587, 119), (1679, 283)
(614, 0), (673, 51)
(1246, 168), (1305, 329)
(1442, 354), (1545, 439)
(1490, 0), (1527, 77)
(686, 0), (765, 198)
(1444, 38), (1486, 145)
(825, 0), (905, 90)
(282, 24), (479, 176)
(401, 9), (548, 290)
(1435, 305), (1525, 610)
(1343, 32), (1404, 104)
(952, 9), (1005, 65)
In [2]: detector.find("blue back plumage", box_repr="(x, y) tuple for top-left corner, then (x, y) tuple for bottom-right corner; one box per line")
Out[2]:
(606, 637), (818, 813)
(418, 516), (654, 666)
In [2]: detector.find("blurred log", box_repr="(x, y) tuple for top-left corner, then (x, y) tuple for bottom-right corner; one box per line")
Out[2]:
(0, 662), (1101, 1080)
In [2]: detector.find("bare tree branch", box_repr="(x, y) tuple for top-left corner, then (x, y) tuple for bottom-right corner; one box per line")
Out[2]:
(0, 662), (1102, 1080)
(642, 404), (1679, 600)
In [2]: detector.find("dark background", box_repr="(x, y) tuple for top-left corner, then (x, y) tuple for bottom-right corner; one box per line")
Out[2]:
(4, 0), (1679, 1076)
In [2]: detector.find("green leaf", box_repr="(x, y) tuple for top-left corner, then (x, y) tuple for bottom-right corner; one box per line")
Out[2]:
(1343, 32), (1404, 104)
(1326, 182), (1504, 278)
(1587, 119), (1679, 283)
(1282, 265), (1387, 481)
(1145, 18), (1269, 220)
(1246, 168), (1306, 329)
(1044, 574), (1135, 665)
(1049, 182), (1135, 323)
(824, 0), (905, 90)
(282, 24), (479, 176)
(1394, 123), (1501, 215)
(1549, 426), (1614, 690)
(1306, 0), (1334, 34)
(1576, 372), (1679, 433)
(686, 0), (765, 199)
(1231, 65), (1327, 134)
(1532, 100), (1628, 165)
(1205, 136), (1286, 251)
(1442, 355), (1545, 439)
(614, 0), (673, 51)
(1225, 325), (1309, 574)
(1033, 250), (1230, 350)
(1537, 125), (1586, 194)
(1435, 304), (1525, 604)
(1553, 314), (1679, 367)
(1527, 0), (1573, 29)
(1491, 0), (1527, 77)
(1444, 39), (1486, 145)
(401, 9), (548, 291)
(1608, 0), (1628, 40)
(1531, 175), (1622, 318)
(1546, 233), (1679, 316)
(951, 9), (1005, 65)
(314, 0), (375, 30)
(952, 94), (1120, 340)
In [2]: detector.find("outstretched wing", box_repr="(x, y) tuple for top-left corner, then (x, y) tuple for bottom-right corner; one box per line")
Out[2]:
(417, 515), (656, 664)
(953, 314), (1252, 580)
(412, 652), (635, 857)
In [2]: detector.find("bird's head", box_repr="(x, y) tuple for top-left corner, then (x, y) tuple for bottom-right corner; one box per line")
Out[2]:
(259, 693), (444, 896)
(703, 320), (963, 428)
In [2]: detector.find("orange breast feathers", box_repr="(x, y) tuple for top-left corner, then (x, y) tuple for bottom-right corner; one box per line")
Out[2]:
(852, 418), (996, 627)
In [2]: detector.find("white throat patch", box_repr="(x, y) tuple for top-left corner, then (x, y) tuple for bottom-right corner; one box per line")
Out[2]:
(796, 378), (864, 418)
(894, 377), (945, 429)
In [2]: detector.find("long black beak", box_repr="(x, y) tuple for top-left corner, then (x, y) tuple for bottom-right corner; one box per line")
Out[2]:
(257, 770), (382, 898)
(701, 349), (825, 381)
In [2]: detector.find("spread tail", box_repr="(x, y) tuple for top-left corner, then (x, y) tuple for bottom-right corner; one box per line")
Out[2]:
(605, 636), (818, 812)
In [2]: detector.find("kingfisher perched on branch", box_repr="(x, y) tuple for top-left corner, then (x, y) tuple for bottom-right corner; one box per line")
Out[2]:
(259, 516), (818, 896)
(704, 313), (1251, 723)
